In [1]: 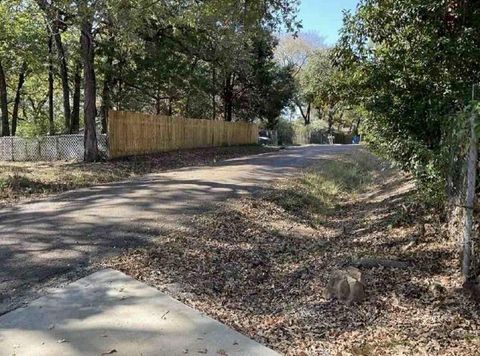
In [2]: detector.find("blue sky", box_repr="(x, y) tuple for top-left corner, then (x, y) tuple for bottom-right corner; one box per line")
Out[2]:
(298, 0), (359, 45)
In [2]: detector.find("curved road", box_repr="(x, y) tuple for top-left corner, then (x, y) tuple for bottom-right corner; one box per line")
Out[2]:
(0, 145), (358, 314)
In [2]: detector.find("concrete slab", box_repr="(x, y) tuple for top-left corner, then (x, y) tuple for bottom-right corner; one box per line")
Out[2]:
(0, 269), (279, 356)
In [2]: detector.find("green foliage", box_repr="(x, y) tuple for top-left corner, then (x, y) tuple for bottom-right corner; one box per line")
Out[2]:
(0, 1), (49, 136)
(237, 34), (296, 128)
(295, 48), (361, 132)
(276, 117), (295, 145)
(300, 49), (337, 109)
(99, 0), (300, 124)
(334, 0), (480, 206)
(291, 118), (325, 143)
(0, 0), (301, 137)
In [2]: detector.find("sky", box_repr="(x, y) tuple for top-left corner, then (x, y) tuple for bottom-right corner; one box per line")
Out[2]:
(297, 0), (359, 45)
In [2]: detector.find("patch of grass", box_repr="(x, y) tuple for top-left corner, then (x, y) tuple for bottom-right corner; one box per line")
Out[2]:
(0, 177), (6, 190)
(0, 173), (60, 200)
(465, 334), (480, 343)
(349, 343), (376, 356)
(267, 151), (382, 220)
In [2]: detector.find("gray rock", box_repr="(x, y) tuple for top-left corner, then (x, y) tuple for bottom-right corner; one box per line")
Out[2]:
(326, 267), (365, 305)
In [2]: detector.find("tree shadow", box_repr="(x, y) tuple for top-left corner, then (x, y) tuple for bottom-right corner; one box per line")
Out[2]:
(101, 159), (480, 353)
(0, 270), (272, 355)
(0, 145), (354, 315)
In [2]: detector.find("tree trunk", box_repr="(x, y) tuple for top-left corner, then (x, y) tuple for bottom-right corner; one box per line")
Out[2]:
(53, 20), (71, 133)
(81, 13), (98, 162)
(168, 97), (173, 116)
(48, 34), (55, 135)
(100, 18), (114, 133)
(212, 65), (216, 120)
(155, 92), (161, 115)
(353, 117), (361, 136)
(11, 63), (27, 136)
(35, 1), (70, 132)
(0, 62), (9, 137)
(327, 106), (335, 134)
(224, 73), (234, 122)
(70, 60), (81, 133)
(462, 108), (478, 281)
(306, 103), (311, 125)
(100, 57), (113, 134)
(184, 59), (198, 118)
(298, 101), (311, 125)
(117, 79), (123, 111)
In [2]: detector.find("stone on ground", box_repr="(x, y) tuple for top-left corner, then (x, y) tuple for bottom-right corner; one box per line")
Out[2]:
(326, 267), (365, 305)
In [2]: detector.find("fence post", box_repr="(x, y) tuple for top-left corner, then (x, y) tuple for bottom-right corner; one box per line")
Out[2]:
(461, 108), (478, 280)
(11, 137), (14, 161)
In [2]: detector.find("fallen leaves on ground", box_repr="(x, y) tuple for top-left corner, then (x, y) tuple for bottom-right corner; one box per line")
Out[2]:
(103, 152), (480, 356)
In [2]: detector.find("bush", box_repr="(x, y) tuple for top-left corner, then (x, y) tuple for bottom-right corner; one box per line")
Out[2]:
(276, 118), (295, 145)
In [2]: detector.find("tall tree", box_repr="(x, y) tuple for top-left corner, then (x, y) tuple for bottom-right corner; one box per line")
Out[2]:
(11, 62), (27, 136)
(35, 0), (72, 132)
(0, 62), (9, 136)
(275, 32), (325, 125)
(71, 59), (81, 133)
(80, 1), (98, 161)
(47, 33), (55, 135)
(300, 49), (342, 131)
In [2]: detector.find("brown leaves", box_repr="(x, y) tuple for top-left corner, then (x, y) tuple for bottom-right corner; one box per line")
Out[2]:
(103, 161), (480, 356)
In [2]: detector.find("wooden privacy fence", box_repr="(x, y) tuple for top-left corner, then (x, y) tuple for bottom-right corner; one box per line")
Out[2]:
(108, 111), (259, 158)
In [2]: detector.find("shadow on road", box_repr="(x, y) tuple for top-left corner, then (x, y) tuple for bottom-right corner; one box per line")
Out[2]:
(0, 145), (359, 314)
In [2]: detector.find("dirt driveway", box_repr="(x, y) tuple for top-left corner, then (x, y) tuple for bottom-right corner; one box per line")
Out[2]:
(0, 145), (358, 314)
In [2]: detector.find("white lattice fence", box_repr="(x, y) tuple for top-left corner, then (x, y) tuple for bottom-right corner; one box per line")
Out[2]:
(0, 134), (107, 161)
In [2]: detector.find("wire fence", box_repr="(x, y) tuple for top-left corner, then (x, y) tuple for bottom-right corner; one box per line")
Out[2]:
(0, 134), (107, 161)
(293, 130), (355, 145)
